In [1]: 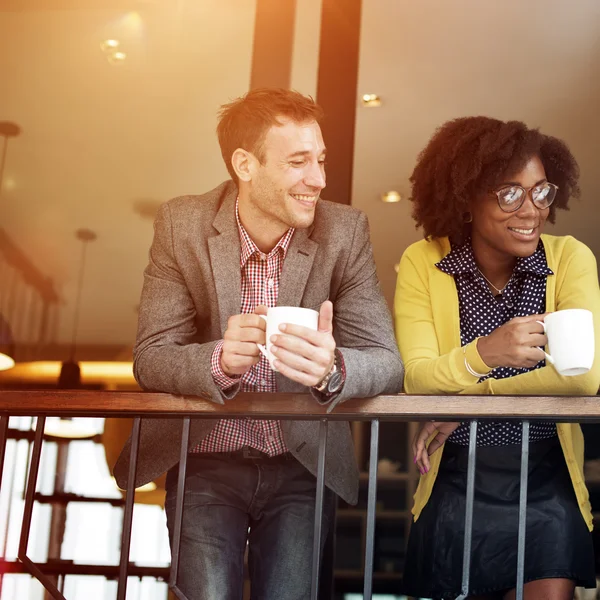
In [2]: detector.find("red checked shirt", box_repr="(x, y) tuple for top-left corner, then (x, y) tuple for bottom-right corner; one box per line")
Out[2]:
(191, 200), (295, 455)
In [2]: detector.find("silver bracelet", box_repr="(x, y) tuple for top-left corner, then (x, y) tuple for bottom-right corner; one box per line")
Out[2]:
(462, 344), (488, 378)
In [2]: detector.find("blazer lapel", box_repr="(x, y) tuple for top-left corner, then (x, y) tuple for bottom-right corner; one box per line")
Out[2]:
(208, 192), (242, 336)
(276, 227), (318, 391)
(277, 227), (318, 307)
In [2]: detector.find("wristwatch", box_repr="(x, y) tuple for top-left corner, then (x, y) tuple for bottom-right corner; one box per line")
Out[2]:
(314, 353), (344, 395)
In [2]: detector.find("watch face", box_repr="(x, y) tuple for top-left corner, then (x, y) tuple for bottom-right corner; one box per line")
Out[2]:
(327, 371), (344, 393)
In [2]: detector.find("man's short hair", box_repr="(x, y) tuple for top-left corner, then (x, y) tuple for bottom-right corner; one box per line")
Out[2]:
(217, 88), (324, 183)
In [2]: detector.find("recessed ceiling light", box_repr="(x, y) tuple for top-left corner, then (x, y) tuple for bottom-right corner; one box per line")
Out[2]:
(101, 39), (120, 52)
(381, 191), (401, 203)
(361, 94), (381, 107)
(107, 51), (127, 65)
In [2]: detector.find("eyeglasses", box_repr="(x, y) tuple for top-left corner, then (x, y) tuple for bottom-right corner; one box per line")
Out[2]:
(491, 182), (558, 213)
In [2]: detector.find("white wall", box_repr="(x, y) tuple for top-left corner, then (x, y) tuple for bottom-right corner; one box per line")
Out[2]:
(353, 0), (600, 306)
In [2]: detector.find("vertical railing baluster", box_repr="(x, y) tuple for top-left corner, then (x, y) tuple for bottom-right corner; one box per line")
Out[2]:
(18, 416), (45, 559)
(310, 418), (328, 600)
(363, 419), (379, 600)
(456, 419), (478, 600)
(117, 417), (141, 600)
(18, 416), (66, 599)
(0, 413), (9, 489)
(169, 417), (191, 600)
(516, 420), (530, 600)
(0, 412), (8, 592)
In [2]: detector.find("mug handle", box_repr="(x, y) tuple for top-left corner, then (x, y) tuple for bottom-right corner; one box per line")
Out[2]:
(536, 320), (554, 365)
(256, 314), (269, 359)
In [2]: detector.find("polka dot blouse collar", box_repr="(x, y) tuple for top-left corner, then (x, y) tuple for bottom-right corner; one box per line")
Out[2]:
(436, 238), (554, 278)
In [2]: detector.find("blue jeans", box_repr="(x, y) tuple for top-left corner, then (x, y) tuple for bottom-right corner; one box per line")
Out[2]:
(164, 449), (335, 600)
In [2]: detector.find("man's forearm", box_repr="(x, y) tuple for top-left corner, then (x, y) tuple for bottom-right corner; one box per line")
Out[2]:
(134, 340), (229, 403)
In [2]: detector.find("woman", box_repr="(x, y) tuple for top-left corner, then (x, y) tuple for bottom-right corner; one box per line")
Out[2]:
(394, 116), (600, 600)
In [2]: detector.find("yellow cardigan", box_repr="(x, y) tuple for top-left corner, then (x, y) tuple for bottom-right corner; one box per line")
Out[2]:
(394, 234), (600, 531)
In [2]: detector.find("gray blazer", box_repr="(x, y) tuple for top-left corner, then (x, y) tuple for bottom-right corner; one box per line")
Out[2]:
(113, 180), (403, 505)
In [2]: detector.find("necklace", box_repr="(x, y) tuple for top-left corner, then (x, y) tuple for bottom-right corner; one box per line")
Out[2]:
(477, 269), (514, 308)
(478, 269), (511, 294)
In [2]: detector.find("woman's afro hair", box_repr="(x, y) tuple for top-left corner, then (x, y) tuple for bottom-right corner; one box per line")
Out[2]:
(409, 116), (580, 242)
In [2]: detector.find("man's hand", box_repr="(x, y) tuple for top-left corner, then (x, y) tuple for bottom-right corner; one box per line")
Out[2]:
(220, 306), (268, 377)
(269, 300), (336, 387)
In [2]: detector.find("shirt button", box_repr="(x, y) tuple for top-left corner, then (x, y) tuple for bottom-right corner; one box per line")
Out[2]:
(267, 279), (274, 288)
(260, 253), (267, 261)
(260, 379), (267, 386)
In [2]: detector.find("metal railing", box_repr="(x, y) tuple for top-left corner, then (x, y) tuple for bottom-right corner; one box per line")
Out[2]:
(0, 390), (599, 600)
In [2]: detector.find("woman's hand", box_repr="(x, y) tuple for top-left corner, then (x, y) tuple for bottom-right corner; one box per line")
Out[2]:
(413, 421), (460, 474)
(476, 314), (547, 370)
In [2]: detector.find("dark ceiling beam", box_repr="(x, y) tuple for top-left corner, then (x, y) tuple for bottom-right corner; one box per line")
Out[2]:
(250, 0), (297, 90)
(316, 0), (362, 205)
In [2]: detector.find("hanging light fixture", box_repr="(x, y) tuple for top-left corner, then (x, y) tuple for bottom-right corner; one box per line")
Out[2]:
(44, 230), (99, 438)
(58, 228), (97, 389)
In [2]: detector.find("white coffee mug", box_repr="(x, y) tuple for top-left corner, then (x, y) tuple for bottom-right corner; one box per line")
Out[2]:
(538, 308), (595, 376)
(257, 306), (319, 371)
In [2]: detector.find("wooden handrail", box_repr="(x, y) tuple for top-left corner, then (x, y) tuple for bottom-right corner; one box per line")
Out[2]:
(0, 390), (596, 600)
(0, 390), (599, 421)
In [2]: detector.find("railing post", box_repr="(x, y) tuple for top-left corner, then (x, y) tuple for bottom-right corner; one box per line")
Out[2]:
(0, 413), (8, 489)
(169, 417), (192, 600)
(516, 420), (530, 600)
(117, 417), (141, 600)
(456, 419), (478, 600)
(0, 412), (9, 592)
(310, 418), (328, 600)
(363, 419), (379, 600)
(18, 416), (66, 600)
(18, 416), (45, 559)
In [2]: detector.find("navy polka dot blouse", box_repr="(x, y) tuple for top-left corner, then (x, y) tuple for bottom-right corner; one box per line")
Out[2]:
(436, 238), (557, 446)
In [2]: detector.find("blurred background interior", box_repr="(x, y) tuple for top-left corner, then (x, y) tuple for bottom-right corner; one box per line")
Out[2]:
(0, 0), (599, 598)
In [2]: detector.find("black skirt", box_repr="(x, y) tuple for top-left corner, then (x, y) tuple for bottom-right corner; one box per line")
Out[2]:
(402, 437), (595, 599)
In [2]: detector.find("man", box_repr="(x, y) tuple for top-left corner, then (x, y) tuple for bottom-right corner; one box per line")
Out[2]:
(114, 88), (403, 600)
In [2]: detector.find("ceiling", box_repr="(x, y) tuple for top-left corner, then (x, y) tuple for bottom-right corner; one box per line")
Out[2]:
(0, 0), (256, 350)
(1, 0), (599, 355)
(0, 0), (162, 9)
